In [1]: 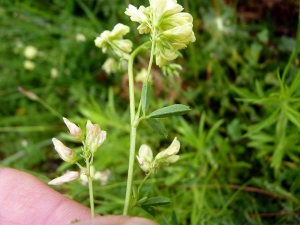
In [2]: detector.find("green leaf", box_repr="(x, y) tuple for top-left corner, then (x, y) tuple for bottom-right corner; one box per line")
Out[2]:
(149, 104), (191, 118)
(137, 196), (148, 205)
(141, 81), (152, 115)
(171, 211), (179, 225)
(244, 108), (280, 136)
(255, 79), (265, 98)
(206, 119), (224, 141)
(147, 118), (168, 138)
(288, 69), (300, 96)
(284, 104), (300, 129)
(140, 196), (171, 207)
(132, 185), (137, 199)
(141, 206), (156, 218)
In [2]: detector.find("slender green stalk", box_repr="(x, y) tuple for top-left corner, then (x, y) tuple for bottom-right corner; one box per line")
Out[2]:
(123, 41), (151, 215)
(86, 157), (95, 218)
(37, 99), (62, 119)
(83, 143), (95, 218)
(137, 171), (152, 197)
(146, 34), (156, 81)
(88, 176), (95, 218)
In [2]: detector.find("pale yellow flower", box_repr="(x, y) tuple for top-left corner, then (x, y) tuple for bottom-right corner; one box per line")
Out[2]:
(125, 0), (196, 67)
(95, 23), (133, 59)
(137, 137), (180, 173)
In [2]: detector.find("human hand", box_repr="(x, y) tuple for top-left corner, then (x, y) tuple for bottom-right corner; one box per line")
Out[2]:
(0, 168), (157, 225)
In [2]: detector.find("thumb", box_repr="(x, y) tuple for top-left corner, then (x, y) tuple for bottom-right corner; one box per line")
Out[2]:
(74, 215), (158, 225)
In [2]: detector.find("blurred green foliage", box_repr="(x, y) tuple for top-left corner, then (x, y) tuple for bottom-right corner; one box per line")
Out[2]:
(0, 0), (300, 224)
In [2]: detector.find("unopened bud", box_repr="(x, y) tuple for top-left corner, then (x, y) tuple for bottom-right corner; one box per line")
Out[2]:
(63, 117), (84, 141)
(18, 87), (39, 101)
(136, 144), (153, 172)
(48, 171), (79, 185)
(52, 138), (77, 164)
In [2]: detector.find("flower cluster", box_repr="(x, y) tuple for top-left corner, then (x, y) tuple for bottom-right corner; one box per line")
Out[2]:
(95, 23), (133, 59)
(125, 0), (196, 67)
(48, 118), (107, 185)
(136, 137), (180, 173)
(80, 166), (111, 186)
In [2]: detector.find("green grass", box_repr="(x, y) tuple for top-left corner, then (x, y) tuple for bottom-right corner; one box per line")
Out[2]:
(1, 0), (300, 224)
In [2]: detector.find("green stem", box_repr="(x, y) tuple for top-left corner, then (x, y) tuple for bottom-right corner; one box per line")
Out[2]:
(137, 171), (152, 198)
(146, 36), (156, 81)
(86, 159), (95, 218)
(37, 99), (62, 119)
(123, 41), (151, 215)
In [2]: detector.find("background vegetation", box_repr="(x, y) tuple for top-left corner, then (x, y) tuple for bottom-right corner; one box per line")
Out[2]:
(1, 0), (300, 224)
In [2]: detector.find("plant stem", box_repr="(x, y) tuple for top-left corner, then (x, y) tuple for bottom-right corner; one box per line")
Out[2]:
(86, 158), (95, 218)
(137, 171), (152, 198)
(146, 35), (155, 81)
(123, 41), (151, 215)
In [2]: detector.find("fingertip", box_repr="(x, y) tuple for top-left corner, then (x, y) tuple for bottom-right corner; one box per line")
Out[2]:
(74, 215), (158, 225)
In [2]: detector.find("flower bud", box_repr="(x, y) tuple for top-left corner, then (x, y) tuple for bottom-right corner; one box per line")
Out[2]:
(52, 138), (77, 164)
(48, 171), (79, 185)
(85, 120), (107, 153)
(136, 144), (153, 172)
(63, 117), (84, 141)
(18, 87), (39, 101)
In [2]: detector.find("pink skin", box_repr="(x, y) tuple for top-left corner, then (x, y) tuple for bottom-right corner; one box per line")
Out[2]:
(0, 168), (157, 225)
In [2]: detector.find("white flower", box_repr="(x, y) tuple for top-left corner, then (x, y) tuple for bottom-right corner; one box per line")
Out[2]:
(150, 0), (183, 27)
(135, 68), (152, 82)
(24, 46), (38, 59)
(50, 68), (59, 78)
(52, 138), (77, 164)
(95, 23), (133, 59)
(76, 33), (86, 42)
(159, 23), (195, 51)
(102, 58), (118, 74)
(80, 166), (110, 185)
(137, 137), (181, 173)
(94, 169), (111, 185)
(85, 120), (107, 153)
(125, 5), (151, 34)
(125, 0), (196, 67)
(48, 171), (80, 185)
(23, 60), (35, 70)
(136, 144), (154, 172)
(155, 137), (180, 161)
(63, 117), (84, 141)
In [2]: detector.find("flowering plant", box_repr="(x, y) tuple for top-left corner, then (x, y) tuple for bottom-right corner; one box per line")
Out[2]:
(48, 0), (195, 219)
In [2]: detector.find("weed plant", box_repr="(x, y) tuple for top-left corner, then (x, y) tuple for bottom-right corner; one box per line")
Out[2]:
(0, 0), (300, 224)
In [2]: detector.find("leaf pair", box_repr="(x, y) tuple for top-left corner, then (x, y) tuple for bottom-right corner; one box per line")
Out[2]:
(138, 196), (171, 218)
